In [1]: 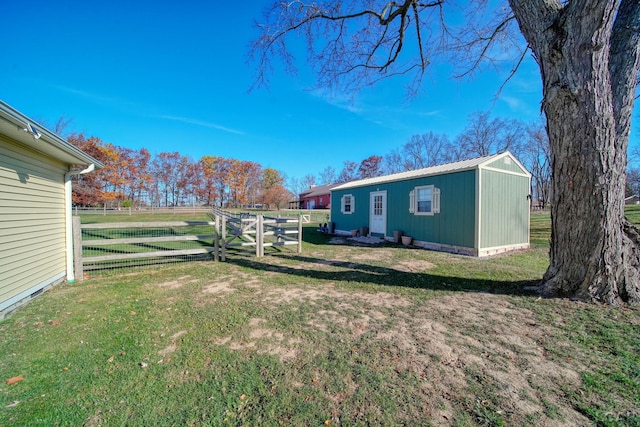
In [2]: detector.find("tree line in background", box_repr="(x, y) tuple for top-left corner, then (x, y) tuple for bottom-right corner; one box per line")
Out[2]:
(65, 109), (637, 211)
(292, 110), (553, 209)
(68, 133), (291, 210)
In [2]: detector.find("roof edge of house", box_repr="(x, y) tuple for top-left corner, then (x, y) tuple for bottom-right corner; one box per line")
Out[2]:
(0, 100), (104, 169)
(331, 152), (522, 191)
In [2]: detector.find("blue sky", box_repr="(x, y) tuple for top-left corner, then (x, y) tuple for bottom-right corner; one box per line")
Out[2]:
(2, 1), (637, 181)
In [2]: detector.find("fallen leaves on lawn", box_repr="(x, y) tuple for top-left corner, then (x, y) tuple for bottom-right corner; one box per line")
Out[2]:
(6, 375), (24, 385)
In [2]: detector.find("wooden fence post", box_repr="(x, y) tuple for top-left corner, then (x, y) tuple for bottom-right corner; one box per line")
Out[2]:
(277, 214), (281, 243)
(214, 214), (219, 262)
(298, 214), (303, 254)
(72, 216), (84, 281)
(257, 215), (264, 257)
(255, 215), (260, 257)
(221, 215), (227, 262)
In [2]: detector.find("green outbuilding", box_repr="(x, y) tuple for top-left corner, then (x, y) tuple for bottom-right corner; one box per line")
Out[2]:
(330, 152), (531, 257)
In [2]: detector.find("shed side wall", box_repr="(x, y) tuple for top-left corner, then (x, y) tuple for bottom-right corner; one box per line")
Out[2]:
(0, 136), (67, 311)
(330, 189), (368, 232)
(479, 169), (530, 249)
(484, 155), (528, 175)
(332, 170), (477, 248)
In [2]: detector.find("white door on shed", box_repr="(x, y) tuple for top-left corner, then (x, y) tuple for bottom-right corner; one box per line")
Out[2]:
(369, 191), (387, 236)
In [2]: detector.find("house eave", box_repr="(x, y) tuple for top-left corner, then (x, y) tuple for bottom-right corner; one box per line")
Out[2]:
(0, 100), (104, 168)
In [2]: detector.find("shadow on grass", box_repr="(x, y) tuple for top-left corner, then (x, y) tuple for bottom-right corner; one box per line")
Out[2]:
(226, 250), (540, 297)
(301, 227), (338, 245)
(83, 254), (215, 273)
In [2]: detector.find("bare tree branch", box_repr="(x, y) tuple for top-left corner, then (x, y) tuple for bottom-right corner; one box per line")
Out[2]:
(492, 46), (530, 104)
(451, 14), (519, 79)
(250, 1), (530, 99)
(250, 1), (448, 95)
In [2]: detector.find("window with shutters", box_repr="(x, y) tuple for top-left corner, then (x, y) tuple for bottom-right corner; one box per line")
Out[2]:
(409, 185), (440, 215)
(341, 194), (355, 214)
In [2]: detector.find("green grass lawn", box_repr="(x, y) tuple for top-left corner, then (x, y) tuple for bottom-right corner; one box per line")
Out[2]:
(1, 210), (638, 426)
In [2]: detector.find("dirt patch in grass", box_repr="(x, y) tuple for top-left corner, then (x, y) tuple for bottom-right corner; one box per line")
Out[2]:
(201, 272), (261, 296)
(156, 275), (198, 289)
(350, 248), (394, 261)
(387, 293), (585, 424)
(211, 282), (589, 425)
(158, 330), (188, 357)
(216, 318), (300, 362)
(202, 281), (235, 295)
(254, 282), (411, 310)
(394, 259), (435, 272)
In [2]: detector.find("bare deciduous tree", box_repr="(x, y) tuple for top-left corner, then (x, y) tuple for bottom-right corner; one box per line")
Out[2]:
(54, 115), (74, 137)
(319, 165), (338, 184)
(287, 176), (303, 200)
(252, 0), (640, 304)
(403, 132), (452, 169)
(301, 174), (317, 189)
(626, 167), (640, 198)
(383, 147), (406, 174)
(337, 160), (359, 183)
(521, 121), (552, 209)
(455, 111), (523, 158)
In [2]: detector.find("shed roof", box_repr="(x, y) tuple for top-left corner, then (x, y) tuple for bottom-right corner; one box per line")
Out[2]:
(299, 183), (340, 198)
(332, 152), (527, 191)
(0, 100), (104, 168)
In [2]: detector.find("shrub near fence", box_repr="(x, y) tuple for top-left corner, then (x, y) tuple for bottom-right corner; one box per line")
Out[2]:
(73, 217), (216, 278)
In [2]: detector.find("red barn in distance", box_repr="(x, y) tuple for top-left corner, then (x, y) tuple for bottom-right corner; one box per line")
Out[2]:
(296, 184), (340, 209)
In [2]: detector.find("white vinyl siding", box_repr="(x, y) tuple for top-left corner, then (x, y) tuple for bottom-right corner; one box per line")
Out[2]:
(0, 136), (67, 310)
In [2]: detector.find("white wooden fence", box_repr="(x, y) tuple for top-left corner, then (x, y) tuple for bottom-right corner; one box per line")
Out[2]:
(72, 209), (308, 279)
(211, 207), (307, 261)
(73, 217), (216, 280)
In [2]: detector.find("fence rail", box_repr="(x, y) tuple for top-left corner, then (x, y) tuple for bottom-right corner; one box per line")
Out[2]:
(74, 206), (213, 216)
(211, 207), (305, 260)
(73, 217), (217, 279)
(73, 209), (308, 278)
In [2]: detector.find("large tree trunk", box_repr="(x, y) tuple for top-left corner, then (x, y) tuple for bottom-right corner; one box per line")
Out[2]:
(543, 65), (638, 303)
(510, 0), (640, 304)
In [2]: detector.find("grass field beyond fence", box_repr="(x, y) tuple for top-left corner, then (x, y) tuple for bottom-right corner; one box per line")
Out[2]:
(0, 208), (638, 426)
(77, 209), (326, 274)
